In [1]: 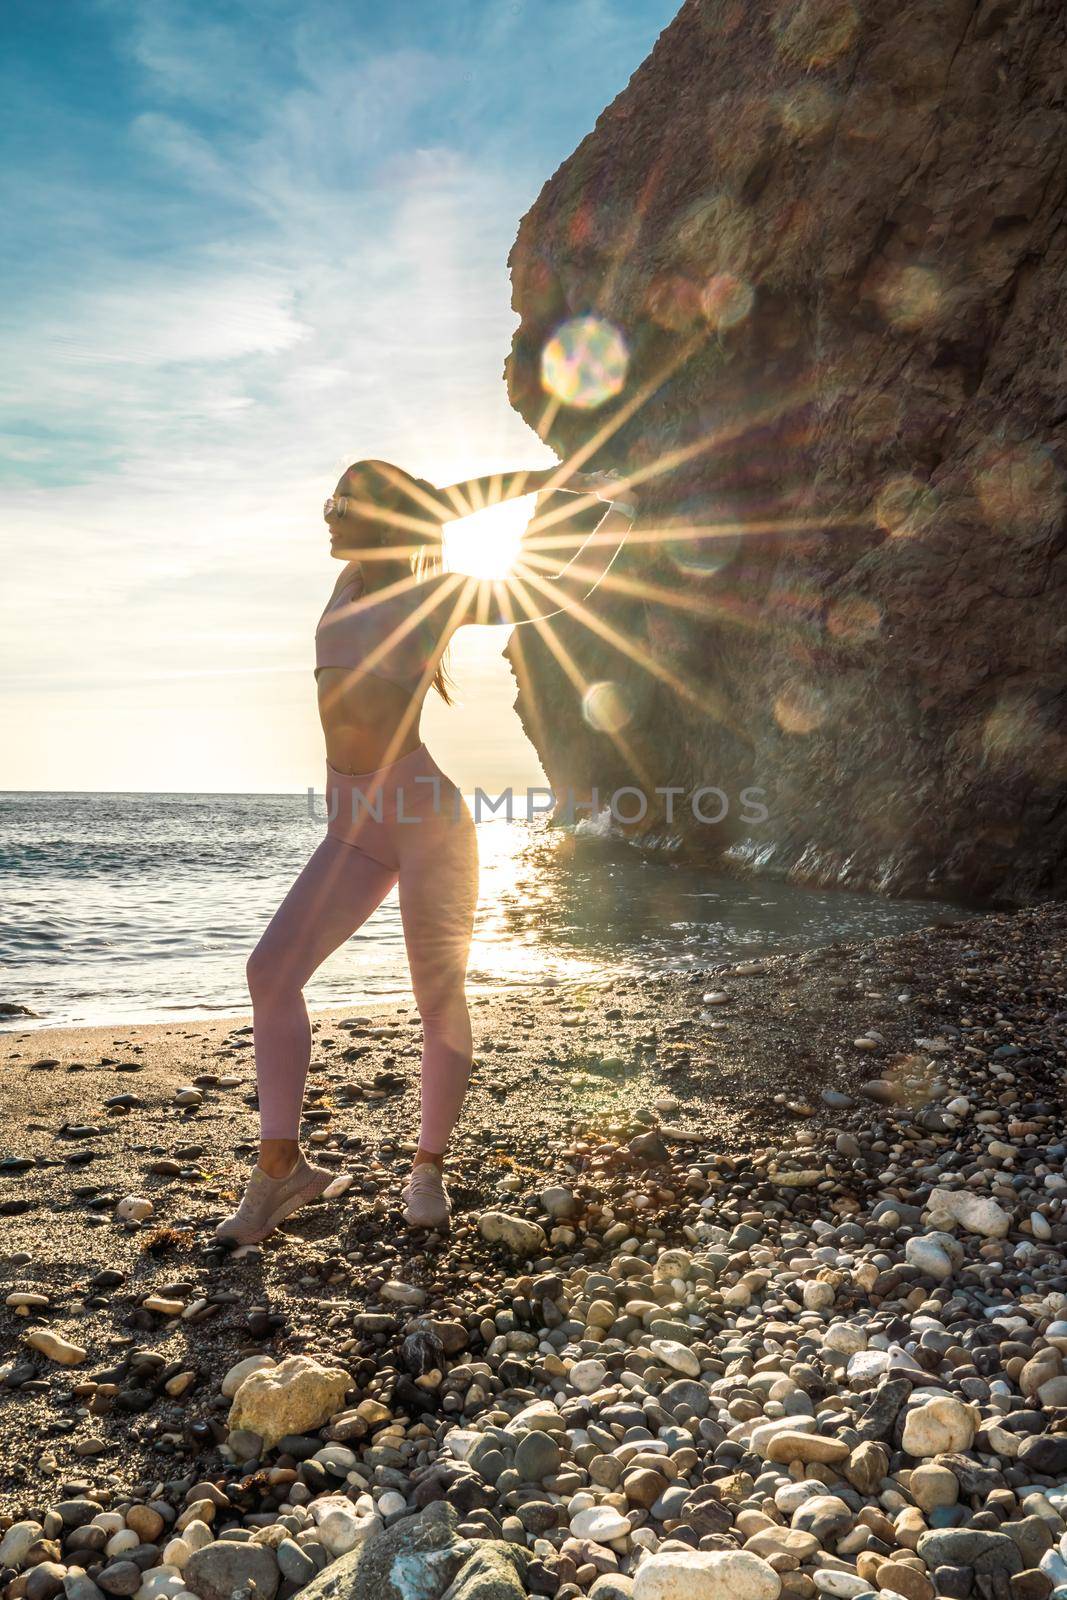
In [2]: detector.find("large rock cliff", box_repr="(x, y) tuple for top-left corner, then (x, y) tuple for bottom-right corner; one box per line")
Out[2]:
(503, 0), (1067, 904)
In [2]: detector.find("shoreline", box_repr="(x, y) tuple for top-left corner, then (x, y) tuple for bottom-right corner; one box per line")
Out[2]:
(0, 981), (538, 1038)
(1, 898), (1065, 1598)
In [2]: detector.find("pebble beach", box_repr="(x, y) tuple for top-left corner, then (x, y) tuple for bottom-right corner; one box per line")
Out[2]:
(1, 900), (1066, 1600)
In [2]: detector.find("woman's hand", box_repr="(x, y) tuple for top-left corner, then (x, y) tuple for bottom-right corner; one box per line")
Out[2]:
(568, 470), (639, 517)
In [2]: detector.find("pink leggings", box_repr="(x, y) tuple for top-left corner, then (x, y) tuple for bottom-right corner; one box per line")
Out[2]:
(246, 745), (478, 1150)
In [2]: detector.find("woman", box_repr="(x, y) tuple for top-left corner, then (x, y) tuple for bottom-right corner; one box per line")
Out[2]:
(216, 457), (636, 1244)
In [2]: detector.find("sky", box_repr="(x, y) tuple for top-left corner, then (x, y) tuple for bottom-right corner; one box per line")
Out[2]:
(0, 0), (676, 794)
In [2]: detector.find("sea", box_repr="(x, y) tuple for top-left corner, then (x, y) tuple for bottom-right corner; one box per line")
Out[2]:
(0, 791), (965, 1030)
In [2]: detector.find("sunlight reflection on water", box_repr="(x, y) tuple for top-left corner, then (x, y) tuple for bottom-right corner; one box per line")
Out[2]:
(0, 792), (962, 1028)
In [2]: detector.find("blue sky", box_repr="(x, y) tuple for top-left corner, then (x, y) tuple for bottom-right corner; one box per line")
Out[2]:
(1, 0), (675, 790)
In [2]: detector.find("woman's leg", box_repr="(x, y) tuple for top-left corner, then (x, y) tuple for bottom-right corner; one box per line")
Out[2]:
(246, 835), (397, 1163)
(396, 810), (479, 1160)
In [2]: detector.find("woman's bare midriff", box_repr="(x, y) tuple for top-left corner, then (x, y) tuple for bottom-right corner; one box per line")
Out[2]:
(316, 666), (424, 774)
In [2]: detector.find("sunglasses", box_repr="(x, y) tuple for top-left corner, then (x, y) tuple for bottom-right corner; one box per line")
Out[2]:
(323, 495), (350, 521)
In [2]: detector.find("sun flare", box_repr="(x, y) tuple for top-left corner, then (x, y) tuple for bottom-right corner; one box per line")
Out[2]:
(441, 494), (537, 580)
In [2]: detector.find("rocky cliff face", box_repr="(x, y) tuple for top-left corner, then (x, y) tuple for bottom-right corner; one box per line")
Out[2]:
(503, 0), (1067, 904)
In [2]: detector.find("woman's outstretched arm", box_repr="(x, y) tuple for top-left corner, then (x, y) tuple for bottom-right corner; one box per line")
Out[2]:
(432, 466), (558, 518)
(432, 466), (636, 524)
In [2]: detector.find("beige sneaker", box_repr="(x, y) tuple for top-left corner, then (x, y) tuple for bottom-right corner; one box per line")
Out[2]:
(215, 1154), (334, 1245)
(403, 1164), (451, 1230)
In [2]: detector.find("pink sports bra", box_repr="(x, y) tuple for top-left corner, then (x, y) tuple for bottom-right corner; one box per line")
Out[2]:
(314, 568), (447, 693)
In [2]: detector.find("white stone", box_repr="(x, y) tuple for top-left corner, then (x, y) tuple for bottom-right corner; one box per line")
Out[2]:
(477, 1211), (548, 1255)
(116, 1195), (154, 1222)
(649, 1339), (700, 1377)
(0, 1523), (42, 1569)
(905, 1232), (962, 1281)
(813, 1574), (870, 1598)
(634, 1549), (782, 1600)
(377, 1491), (406, 1517)
(105, 1531), (141, 1558)
(134, 1568), (186, 1600)
(162, 1539), (191, 1570)
(380, 1281), (425, 1307)
(322, 1174), (354, 1199)
(802, 1281), (835, 1311)
(443, 1429), (479, 1460)
(846, 1350), (890, 1385)
(653, 1248), (692, 1283)
(979, 1423), (1021, 1458)
(314, 1444), (357, 1473)
(823, 1325), (867, 1356)
(925, 1187), (1011, 1238)
(571, 1506), (632, 1542)
(774, 1483), (826, 1513)
(570, 1359), (609, 1394)
(1039, 1551), (1067, 1586)
(91, 1516), (125, 1536)
(309, 1495), (381, 1557)
(142, 1295), (184, 1316)
(505, 1399), (560, 1434)
(221, 1355), (277, 1398)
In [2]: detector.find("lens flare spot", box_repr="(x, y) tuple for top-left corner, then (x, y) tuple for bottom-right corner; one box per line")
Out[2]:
(662, 503), (742, 578)
(968, 696), (1067, 782)
(982, 698), (1044, 768)
(854, 392), (902, 442)
(666, 531), (742, 578)
(582, 680), (633, 734)
(873, 264), (942, 331)
(774, 683), (829, 735)
(776, 82), (837, 144)
(975, 441), (1065, 540)
(644, 273), (706, 332)
(873, 475), (938, 539)
(541, 315), (629, 410)
(773, 0), (859, 68)
(826, 596), (882, 642)
(701, 273), (754, 331)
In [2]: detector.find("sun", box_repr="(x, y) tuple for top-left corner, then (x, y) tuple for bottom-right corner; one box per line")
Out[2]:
(441, 494), (537, 580)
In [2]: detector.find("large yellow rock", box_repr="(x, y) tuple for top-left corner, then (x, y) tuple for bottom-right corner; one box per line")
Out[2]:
(901, 1396), (977, 1458)
(228, 1354), (350, 1448)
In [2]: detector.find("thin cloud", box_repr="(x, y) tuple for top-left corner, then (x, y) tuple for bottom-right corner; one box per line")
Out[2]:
(1, 0), (678, 789)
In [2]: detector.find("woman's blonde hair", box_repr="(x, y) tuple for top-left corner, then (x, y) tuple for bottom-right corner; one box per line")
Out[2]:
(339, 458), (455, 704)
